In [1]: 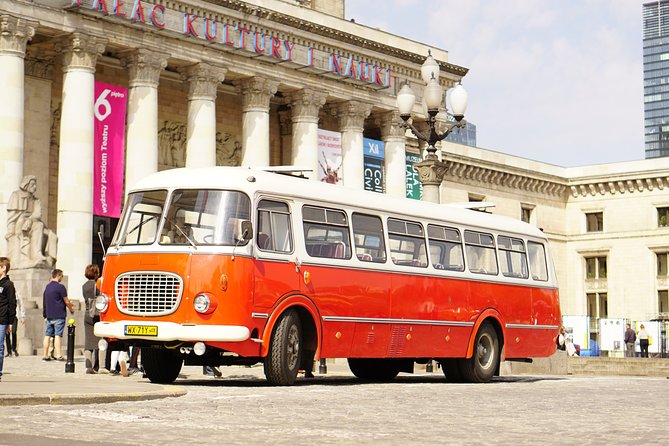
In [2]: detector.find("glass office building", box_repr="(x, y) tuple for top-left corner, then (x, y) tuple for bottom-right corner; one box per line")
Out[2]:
(444, 115), (477, 147)
(644, 1), (669, 158)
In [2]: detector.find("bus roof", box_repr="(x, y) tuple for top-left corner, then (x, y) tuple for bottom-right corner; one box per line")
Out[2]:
(131, 166), (546, 240)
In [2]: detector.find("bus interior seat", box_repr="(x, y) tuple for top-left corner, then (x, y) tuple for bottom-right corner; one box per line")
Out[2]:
(358, 253), (373, 262)
(257, 232), (271, 250)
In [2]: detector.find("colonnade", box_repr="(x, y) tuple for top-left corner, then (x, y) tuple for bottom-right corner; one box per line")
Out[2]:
(0, 18), (413, 294)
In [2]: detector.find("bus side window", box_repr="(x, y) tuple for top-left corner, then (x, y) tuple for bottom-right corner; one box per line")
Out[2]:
(302, 205), (352, 260)
(257, 200), (293, 253)
(528, 241), (549, 281)
(388, 218), (427, 268)
(427, 224), (464, 272)
(464, 230), (498, 275)
(352, 213), (387, 263)
(498, 235), (529, 279)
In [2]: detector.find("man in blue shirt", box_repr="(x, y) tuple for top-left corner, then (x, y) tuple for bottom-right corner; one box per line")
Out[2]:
(42, 269), (74, 361)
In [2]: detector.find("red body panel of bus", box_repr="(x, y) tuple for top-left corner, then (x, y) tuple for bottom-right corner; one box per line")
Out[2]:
(100, 252), (559, 360)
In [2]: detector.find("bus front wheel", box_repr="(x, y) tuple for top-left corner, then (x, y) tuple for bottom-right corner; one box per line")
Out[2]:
(264, 309), (302, 386)
(142, 347), (183, 384)
(459, 322), (499, 383)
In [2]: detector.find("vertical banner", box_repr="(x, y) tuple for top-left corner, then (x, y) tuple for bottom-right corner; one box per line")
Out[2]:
(317, 129), (343, 185)
(363, 137), (384, 193)
(94, 81), (127, 218)
(405, 153), (423, 200)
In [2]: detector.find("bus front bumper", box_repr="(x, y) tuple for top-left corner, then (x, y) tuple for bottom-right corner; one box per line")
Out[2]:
(94, 321), (250, 342)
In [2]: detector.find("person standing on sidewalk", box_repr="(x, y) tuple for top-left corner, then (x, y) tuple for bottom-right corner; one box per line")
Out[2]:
(0, 257), (17, 381)
(82, 264), (100, 374)
(42, 269), (74, 361)
(638, 324), (650, 358)
(624, 323), (636, 357)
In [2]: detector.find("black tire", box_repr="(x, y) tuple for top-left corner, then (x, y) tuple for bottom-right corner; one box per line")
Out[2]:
(264, 309), (302, 386)
(348, 358), (400, 381)
(141, 347), (183, 384)
(459, 322), (499, 383)
(441, 358), (465, 383)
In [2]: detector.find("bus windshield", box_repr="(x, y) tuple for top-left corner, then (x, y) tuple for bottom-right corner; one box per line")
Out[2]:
(159, 189), (250, 246)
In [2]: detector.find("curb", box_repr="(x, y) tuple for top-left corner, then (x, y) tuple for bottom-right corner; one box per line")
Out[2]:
(0, 385), (187, 407)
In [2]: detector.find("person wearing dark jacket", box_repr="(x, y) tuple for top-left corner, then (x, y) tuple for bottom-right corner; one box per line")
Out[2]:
(0, 257), (17, 381)
(624, 323), (636, 357)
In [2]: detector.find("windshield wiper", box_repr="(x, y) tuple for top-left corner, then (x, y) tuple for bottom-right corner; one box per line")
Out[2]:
(163, 216), (198, 250)
(117, 215), (158, 247)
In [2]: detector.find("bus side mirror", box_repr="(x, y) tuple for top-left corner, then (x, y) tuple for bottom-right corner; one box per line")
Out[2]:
(240, 220), (253, 241)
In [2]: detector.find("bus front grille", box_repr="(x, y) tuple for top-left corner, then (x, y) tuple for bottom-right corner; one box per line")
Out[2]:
(115, 272), (183, 316)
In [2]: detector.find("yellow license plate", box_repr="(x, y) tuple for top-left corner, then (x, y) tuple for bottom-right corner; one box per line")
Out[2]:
(124, 325), (158, 337)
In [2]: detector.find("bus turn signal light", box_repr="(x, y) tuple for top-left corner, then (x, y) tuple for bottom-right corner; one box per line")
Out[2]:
(219, 274), (228, 291)
(303, 271), (311, 284)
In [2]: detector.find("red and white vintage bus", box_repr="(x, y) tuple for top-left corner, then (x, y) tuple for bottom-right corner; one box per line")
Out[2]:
(95, 166), (560, 385)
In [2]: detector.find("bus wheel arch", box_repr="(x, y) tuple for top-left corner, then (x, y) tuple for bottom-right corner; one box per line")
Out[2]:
(461, 313), (504, 383)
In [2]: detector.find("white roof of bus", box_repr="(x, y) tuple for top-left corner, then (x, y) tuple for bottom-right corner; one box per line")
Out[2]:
(131, 167), (546, 240)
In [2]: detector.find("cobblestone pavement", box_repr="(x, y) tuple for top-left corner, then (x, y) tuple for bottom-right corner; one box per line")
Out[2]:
(0, 360), (668, 445)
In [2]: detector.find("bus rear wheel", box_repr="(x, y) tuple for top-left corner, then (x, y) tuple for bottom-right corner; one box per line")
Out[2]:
(348, 358), (400, 381)
(264, 309), (302, 386)
(142, 347), (183, 384)
(459, 322), (499, 383)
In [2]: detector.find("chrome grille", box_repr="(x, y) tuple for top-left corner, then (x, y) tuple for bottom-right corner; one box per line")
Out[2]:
(115, 272), (183, 316)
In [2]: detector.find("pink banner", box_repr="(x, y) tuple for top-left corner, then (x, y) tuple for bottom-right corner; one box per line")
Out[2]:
(94, 81), (127, 218)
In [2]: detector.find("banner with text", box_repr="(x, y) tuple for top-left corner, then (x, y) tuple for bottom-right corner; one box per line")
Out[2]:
(405, 153), (423, 200)
(363, 137), (384, 193)
(94, 81), (127, 218)
(317, 129), (343, 185)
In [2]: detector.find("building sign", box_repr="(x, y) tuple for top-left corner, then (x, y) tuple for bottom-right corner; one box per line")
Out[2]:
(363, 138), (384, 193)
(405, 153), (423, 200)
(317, 129), (342, 185)
(68, 0), (391, 88)
(94, 81), (127, 218)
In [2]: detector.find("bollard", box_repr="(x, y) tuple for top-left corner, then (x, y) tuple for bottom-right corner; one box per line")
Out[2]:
(318, 358), (327, 374)
(65, 318), (75, 373)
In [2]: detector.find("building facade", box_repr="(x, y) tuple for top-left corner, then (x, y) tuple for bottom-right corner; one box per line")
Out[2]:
(2, 0), (669, 354)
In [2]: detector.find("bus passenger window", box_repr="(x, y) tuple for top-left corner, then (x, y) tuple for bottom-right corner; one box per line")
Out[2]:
(302, 206), (351, 260)
(427, 225), (464, 272)
(528, 241), (549, 281)
(498, 236), (529, 279)
(388, 218), (427, 268)
(464, 231), (498, 275)
(352, 213), (386, 263)
(257, 200), (293, 253)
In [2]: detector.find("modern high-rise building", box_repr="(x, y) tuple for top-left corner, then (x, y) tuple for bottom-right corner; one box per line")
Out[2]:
(643, 1), (669, 158)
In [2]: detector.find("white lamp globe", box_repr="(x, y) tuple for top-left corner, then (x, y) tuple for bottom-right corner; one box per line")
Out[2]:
(397, 83), (416, 116)
(449, 83), (468, 120)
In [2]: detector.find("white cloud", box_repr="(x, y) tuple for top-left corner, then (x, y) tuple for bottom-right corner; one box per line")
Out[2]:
(346, 0), (647, 166)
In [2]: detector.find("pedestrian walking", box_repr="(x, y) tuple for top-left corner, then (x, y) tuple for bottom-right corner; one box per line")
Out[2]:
(82, 264), (100, 374)
(42, 269), (75, 361)
(624, 323), (636, 357)
(638, 324), (650, 358)
(0, 257), (17, 381)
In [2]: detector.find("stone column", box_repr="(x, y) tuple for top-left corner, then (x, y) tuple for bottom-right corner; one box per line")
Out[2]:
(278, 109), (293, 166)
(335, 101), (372, 190)
(121, 49), (168, 190)
(236, 76), (278, 167)
(288, 89), (327, 180)
(55, 33), (106, 296)
(0, 15), (37, 253)
(181, 63), (227, 168)
(380, 111), (407, 198)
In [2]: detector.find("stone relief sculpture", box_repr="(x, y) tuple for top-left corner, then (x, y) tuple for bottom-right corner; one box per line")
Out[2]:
(157, 120), (241, 168)
(5, 175), (57, 269)
(216, 131), (242, 166)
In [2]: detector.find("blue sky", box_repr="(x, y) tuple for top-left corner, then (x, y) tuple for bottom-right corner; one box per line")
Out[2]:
(346, 0), (646, 167)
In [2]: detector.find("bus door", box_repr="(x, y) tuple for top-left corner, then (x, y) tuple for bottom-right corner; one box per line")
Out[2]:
(253, 199), (300, 309)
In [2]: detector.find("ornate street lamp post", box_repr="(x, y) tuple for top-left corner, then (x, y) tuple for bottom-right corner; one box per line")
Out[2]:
(396, 51), (468, 203)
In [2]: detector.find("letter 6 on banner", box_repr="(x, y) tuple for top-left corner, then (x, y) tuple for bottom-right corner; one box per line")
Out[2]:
(94, 81), (127, 218)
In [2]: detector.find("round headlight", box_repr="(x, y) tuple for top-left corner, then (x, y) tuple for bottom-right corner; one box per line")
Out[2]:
(95, 294), (109, 312)
(194, 294), (211, 313)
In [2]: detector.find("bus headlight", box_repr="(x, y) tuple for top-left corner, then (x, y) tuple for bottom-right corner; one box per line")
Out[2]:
(194, 293), (217, 314)
(95, 294), (109, 313)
